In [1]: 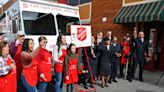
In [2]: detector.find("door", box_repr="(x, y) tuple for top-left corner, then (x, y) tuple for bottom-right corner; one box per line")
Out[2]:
(144, 28), (157, 71)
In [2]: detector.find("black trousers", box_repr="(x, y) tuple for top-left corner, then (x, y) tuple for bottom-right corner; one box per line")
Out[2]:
(111, 61), (119, 80)
(130, 58), (144, 79)
(120, 62), (132, 78)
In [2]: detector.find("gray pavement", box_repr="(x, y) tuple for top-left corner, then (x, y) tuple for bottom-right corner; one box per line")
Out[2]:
(47, 69), (164, 92)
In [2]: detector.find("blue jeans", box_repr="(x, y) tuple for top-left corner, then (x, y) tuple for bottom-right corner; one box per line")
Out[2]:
(21, 75), (38, 92)
(55, 72), (62, 92)
(17, 80), (26, 92)
(38, 82), (48, 92)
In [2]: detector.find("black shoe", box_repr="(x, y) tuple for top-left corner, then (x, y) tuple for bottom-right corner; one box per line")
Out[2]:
(84, 85), (88, 89)
(139, 78), (144, 82)
(120, 75), (123, 78)
(108, 80), (112, 84)
(101, 84), (105, 88)
(113, 80), (118, 83)
(105, 84), (109, 87)
(90, 84), (94, 88)
(128, 78), (132, 82)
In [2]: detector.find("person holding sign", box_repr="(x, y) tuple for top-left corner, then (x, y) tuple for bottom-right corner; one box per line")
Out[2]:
(82, 36), (98, 89)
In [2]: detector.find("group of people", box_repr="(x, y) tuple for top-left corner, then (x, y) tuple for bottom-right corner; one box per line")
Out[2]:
(0, 30), (149, 92)
(93, 31), (149, 85)
(79, 30), (149, 88)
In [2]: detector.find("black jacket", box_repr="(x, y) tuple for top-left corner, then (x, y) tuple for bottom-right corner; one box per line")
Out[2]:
(133, 38), (148, 61)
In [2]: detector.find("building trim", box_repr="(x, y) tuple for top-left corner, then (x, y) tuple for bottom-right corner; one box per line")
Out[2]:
(123, 0), (160, 7)
(76, 2), (91, 22)
(81, 19), (90, 24)
(89, 2), (92, 20)
(76, 2), (91, 7)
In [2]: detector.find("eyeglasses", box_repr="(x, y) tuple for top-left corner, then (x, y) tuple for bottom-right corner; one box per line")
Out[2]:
(43, 41), (48, 44)
(19, 35), (25, 37)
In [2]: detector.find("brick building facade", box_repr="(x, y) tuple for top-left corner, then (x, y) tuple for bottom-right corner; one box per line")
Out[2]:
(91, 0), (133, 40)
(91, 0), (164, 72)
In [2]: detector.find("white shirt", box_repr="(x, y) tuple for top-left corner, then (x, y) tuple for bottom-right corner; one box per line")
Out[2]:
(107, 45), (110, 50)
(141, 38), (144, 43)
(53, 45), (67, 63)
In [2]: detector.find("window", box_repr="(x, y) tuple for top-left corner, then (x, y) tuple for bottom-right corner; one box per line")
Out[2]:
(56, 15), (80, 35)
(0, 13), (6, 33)
(22, 11), (56, 35)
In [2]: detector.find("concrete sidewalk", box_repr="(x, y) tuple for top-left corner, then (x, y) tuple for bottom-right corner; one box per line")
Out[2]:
(47, 69), (164, 92)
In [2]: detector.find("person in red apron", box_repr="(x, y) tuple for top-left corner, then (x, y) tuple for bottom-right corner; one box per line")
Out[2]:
(20, 38), (40, 92)
(63, 43), (85, 92)
(9, 31), (25, 92)
(120, 36), (130, 78)
(0, 41), (17, 92)
(53, 34), (67, 92)
(37, 36), (52, 92)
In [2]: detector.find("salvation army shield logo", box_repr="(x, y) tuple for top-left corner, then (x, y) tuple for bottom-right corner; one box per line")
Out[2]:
(77, 27), (87, 41)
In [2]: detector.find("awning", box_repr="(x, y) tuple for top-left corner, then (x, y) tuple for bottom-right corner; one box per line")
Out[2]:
(113, 1), (164, 24)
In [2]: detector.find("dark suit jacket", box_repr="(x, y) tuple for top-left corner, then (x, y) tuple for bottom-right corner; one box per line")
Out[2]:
(112, 44), (121, 62)
(98, 43), (115, 64)
(133, 38), (148, 62)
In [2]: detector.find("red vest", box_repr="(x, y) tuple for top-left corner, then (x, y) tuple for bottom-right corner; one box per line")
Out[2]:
(55, 49), (67, 73)
(23, 57), (38, 86)
(38, 48), (52, 82)
(14, 44), (22, 80)
(0, 58), (17, 92)
(121, 41), (130, 64)
(63, 57), (78, 84)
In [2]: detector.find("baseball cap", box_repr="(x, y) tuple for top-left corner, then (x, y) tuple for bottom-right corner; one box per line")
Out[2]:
(17, 31), (25, 36)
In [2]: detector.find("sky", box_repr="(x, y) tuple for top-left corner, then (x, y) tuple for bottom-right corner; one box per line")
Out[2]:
(0, 0), (9, 4)
(0, 0), (42, 7)
(0, 0), (54, 5)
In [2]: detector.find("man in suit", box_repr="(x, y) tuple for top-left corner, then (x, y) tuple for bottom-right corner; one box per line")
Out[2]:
(111, 36), (121, 83)
(129, 31), (148, 82)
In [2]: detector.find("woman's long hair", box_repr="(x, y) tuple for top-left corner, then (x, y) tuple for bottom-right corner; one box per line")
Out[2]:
(22, 38), (33, 52)
(67, 43), (76, 56)
(0, 41), (8, 56)
(56, 34), (65, 52)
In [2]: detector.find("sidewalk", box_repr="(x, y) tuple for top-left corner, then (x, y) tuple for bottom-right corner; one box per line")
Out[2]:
(47, 68), (164, 92)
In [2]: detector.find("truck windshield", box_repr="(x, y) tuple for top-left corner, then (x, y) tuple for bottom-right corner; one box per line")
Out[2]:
(22, 11), (56, 35)
(56, 15), (80, 35)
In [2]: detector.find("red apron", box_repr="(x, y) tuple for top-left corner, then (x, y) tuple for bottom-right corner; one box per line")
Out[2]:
(0, 58), (17, 92)
(38, 48), (52, 82)
(121, 42), (130, 64)
(63, 57), (78, 84)
(14, 44), (22, 80)
(55, 49), (67, 73)
(23, 57), (38, 86)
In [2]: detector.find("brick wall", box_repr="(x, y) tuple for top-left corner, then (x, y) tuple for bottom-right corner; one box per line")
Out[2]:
(125, 0), (143, 3)
(0, 0), (16, 15)
(91, 0), (133, 42)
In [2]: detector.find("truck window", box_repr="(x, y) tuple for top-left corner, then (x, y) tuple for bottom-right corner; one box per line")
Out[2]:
(56, 15), (80, 35)
(22, 11), (56, 35)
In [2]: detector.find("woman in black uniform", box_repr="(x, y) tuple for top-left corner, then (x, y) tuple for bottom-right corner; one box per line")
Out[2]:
(98, 37), (114, 88)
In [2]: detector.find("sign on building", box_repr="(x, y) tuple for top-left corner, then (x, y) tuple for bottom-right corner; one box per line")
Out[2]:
(71, 25), (91, 47)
